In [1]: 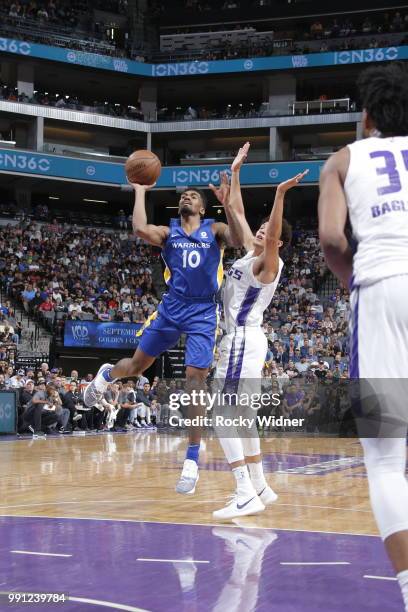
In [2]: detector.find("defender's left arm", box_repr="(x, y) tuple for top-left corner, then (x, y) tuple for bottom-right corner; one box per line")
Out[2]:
(254, 170), (309, 284)
(318, 148), (353, 288)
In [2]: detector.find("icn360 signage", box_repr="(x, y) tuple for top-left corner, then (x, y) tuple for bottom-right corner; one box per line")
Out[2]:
(0, 148), (323, 187)
(0, 36), (406, 77)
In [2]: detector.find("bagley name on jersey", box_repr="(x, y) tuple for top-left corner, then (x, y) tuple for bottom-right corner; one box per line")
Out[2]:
(371, 199), (408, 218)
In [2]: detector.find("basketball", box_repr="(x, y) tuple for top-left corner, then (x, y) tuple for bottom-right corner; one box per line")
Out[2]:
(125, 149), (161, 185)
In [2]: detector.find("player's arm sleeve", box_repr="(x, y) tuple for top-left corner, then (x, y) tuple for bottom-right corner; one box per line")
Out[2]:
(318, 148), (353, 288)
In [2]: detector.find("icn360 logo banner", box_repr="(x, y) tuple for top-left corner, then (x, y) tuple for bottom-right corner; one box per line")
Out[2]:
(64, 321), (142, 349)
(0, 148), (322, 187)
(0, 37), (407, 77)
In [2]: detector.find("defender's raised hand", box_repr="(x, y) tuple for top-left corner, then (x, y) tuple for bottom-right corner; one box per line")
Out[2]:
(276, 170), (309, 194)
(209, 171), (230, 206)
(231, 142), (250, 173)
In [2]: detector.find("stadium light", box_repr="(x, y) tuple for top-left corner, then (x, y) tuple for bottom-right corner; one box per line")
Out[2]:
(83, 199), (108, 204)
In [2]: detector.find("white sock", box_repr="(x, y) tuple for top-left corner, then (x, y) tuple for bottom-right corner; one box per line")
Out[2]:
(232, 465), (256, 497)
(247, 461), (268, 493)
(397, 570), (408, 611)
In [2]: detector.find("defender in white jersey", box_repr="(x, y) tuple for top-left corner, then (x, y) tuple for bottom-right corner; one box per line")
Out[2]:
(318, 63), (408, 611)
(210, 142), (308, 519)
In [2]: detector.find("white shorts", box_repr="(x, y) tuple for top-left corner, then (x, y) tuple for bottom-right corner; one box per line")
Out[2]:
(215, 326), (267, 379)
(350, 275), (408, 431)
(350, 275), (408, 378)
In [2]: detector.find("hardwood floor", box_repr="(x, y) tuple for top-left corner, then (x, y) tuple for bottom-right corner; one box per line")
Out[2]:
(0, 432), (376, 535)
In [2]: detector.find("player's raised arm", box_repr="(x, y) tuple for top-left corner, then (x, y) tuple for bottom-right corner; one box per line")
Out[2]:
(318, 148), (353, 288)
(131, 183), (169, 247)
(209, 143), (254, 250)
(253, 170), (308, 284)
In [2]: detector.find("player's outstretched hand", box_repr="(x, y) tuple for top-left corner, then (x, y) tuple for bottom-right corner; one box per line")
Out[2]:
(209, 171), (230, 206)
(276, 169), (309, 194)
(129, 182), (157, 191)
(231, 142), (250, 173)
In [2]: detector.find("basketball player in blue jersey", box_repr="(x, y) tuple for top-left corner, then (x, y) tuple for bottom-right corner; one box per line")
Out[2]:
(84, 180), (243, 494)
(318, 63), (408, 610)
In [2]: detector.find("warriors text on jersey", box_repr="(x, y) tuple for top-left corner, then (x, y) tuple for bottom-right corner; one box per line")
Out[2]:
(345, 136), (408, 287)
(162, 218), (223, 298)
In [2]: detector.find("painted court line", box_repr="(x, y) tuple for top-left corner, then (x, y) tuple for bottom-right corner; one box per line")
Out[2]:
(0, 500), (371, 513)
(0, 514), (380, 538)
(137, 558), (210, 564)
(364, 575), (397, 581)
(10, 550), (72, 558)
(0, 593), (147, 612)
(0, 499), (221, 510)
(68, 597), (148, 611)
(281, 561), (350, 566)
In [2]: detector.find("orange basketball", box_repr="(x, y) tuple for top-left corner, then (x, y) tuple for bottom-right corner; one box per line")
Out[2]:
(125, 150), (161, 185)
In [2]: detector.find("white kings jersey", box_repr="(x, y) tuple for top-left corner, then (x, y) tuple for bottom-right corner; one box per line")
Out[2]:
(223, 251), (284, 333)
(345, 136), (408, 287)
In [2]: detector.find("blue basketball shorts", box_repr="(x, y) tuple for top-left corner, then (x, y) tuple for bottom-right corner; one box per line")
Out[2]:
(136, 292), (218, 369)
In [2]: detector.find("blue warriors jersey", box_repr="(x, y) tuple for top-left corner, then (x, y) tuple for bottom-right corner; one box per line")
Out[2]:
(161, 218), (224, 299)
(137, 217), (223, 369)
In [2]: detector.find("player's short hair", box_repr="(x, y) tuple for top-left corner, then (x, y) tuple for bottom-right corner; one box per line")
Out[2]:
(357, 62), (408, 136)
(181, 188), (207, 210)
(261, 217), (292, 249)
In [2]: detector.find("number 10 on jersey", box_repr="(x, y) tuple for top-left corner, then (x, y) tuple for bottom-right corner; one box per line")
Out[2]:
(182, 249), (201, 268)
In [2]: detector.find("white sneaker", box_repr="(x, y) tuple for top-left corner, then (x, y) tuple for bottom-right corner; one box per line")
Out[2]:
(83, 363), (114, 407)
(257, 485), (278, 506)
(175, 459), (199, 495)
(213, 493), (265, 520)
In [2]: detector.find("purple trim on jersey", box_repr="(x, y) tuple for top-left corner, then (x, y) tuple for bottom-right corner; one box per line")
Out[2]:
(350, 287), (360, 378)
(225, 335), (237, 380)
(223, 333), (246, 396)
(236, 286), (261, 326)
(233, 336), (246, 379)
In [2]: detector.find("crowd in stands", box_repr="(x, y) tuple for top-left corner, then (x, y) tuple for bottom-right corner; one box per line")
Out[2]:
(0, 207), (349, 378)
(158, 97), (356, 122)
(0, 220), (158, 329)
(0, 81), (354, 124)
(0, 361), (168, 436)
(157, 9), (408, 62)
(0, 299), (21, 361)
(0, 0), (136, 59)
(0, 82), (145, 121)
(0, 203), (352, 438)
(0, 1), (406, 64)
(0, 201), (130, 231)
(4, 0), (82, 27)
(93, 0), (128, 14)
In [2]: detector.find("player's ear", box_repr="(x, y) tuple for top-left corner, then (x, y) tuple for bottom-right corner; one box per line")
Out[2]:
(278, 240), (283, 248)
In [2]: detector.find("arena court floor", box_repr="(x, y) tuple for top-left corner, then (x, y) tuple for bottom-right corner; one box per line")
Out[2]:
(0, 432), (402, 611)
